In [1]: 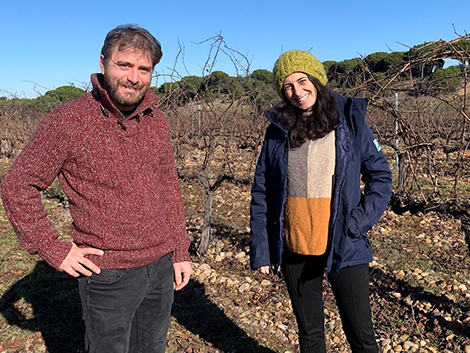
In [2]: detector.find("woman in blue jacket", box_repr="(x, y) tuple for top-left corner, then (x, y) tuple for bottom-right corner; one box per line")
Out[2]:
(250, 50), (392, 353)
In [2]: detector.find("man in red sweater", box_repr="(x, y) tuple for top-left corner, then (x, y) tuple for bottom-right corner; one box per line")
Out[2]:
(1, 25), (191, 353)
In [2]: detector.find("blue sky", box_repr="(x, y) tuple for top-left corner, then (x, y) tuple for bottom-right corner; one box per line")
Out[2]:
(1, 0), (469, 98)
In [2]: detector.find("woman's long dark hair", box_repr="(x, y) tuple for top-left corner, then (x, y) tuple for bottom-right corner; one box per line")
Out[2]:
(275, 75), (338, 149)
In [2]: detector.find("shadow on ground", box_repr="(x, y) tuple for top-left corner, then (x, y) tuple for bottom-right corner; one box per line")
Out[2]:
(0, 261), (275, 353)
(369, 266), (470, 351)
(0, 261), (85, 352)
(173, 279), (276, 353)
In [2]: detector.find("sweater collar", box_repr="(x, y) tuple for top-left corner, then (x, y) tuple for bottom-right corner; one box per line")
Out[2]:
(90, 73), (160, 121)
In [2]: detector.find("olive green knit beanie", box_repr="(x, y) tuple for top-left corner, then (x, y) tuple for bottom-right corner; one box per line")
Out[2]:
(272, 50), (328, 98)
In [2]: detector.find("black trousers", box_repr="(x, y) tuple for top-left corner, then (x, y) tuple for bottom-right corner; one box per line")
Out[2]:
(78, 253), (174, 353)
(281, 251), (378, 353)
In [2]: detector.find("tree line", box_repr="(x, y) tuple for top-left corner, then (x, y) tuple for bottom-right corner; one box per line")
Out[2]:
(2, 39), (468, 106)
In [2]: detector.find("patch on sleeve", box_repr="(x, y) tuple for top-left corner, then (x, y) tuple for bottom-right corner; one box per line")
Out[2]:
(373, 139), (382, 152)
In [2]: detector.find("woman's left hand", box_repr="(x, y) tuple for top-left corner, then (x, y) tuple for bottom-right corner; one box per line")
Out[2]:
(258, 266), (270, 274)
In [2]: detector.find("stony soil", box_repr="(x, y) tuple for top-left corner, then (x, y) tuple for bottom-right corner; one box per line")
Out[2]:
(1, 180), (470, 352)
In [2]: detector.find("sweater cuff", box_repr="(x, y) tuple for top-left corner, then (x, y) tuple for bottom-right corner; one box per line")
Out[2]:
(37, 241), (73, 269)
(172, 239), (191, 263)
(173, 249), (190, 263)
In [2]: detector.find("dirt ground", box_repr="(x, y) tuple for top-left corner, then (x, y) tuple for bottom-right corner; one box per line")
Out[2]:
(1, 178), (470, 352)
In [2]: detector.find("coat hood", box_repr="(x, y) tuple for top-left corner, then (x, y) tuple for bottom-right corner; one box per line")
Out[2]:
(264, 107), (286, 132)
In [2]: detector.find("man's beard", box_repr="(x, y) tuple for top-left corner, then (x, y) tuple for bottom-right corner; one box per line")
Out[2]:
(104, 73), (148, 109)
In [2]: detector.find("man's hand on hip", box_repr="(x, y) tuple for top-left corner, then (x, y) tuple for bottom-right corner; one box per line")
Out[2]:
(59, 243), (104, 277)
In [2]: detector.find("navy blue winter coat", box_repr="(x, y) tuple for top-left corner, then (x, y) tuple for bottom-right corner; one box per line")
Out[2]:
(250, 94), (392, 274)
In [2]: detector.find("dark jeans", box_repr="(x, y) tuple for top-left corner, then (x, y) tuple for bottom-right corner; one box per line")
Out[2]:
(78, 253), (174, 353)
(281, 251), (378, 353)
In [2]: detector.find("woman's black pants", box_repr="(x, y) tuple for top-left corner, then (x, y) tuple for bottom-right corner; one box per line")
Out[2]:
(281, 251), (378, 353)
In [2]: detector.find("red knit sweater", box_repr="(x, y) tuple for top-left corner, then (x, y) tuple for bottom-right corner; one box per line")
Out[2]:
(0, 74), (190, 269)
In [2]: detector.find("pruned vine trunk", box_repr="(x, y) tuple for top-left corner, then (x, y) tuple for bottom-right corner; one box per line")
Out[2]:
(397, 152), (406, 195)
(198, 188), (214, 255)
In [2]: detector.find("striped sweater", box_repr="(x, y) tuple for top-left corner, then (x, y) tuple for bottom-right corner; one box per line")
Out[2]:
(285, 131), (335, 255)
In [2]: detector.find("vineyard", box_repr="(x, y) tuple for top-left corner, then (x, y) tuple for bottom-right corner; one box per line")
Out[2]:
(0, 33), (470, 352)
